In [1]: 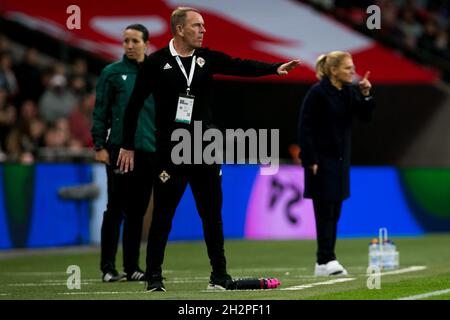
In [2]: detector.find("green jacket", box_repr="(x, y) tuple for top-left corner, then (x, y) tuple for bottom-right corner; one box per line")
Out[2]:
(91, 55), (156, 152)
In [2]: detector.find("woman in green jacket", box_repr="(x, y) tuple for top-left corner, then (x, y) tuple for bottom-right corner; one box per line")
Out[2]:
(91, 24), (156, 282)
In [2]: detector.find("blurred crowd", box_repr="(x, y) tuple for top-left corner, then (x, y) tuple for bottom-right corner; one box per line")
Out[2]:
(310, 0), (450, 59)
(0, 34), (97, 163)
(1, 1), (449, 164)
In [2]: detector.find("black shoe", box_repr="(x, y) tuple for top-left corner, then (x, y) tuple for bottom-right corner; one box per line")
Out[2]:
(207, 273), (233, 291)
(126, 269), (147, 282)
(146, 275), (166, 292)
(102, 269), (126, 282)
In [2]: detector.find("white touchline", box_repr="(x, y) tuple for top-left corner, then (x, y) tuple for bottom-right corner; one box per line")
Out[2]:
(280, 265), (427, 291)
(377, 266), (427, 276)
(230, 267), (308, 272)
(43, 279), (100, 283)
(397, 288), (450, 300)
(6, 277), (209, 288)
(8, 282), (92, 287)
(2, 272), (67, 276)
(281, 278), (356, 291)
(58, 291), (142, 295)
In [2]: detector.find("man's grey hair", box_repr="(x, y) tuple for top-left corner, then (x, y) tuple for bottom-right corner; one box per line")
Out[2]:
(170, 7), (201, 35)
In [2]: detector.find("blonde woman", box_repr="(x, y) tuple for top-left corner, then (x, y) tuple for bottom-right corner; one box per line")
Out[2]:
(298, 51), (374, 276)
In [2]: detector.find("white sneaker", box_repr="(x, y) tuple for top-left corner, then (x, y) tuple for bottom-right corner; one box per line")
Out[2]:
(314, 261), (348, 276)
(314, 263), (327, 276)
(325, 260), (348, 276)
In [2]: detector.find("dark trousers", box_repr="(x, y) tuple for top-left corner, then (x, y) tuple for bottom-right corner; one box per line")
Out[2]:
(146, 163), (227, 277)
(312, 199), (343, 265)
(100, 148), (154, 274)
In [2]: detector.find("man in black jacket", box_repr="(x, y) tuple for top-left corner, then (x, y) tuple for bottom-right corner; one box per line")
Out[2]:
(118, 7), (300, 292)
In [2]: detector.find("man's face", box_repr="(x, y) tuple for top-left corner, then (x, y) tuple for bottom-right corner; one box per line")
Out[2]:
(180, 11), (206, 49)
(123, 29), (147, 62)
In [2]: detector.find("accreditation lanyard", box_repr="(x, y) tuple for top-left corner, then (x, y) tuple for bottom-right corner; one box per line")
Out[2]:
(175, 55), (196, 124)
(175, 55), (196, 95)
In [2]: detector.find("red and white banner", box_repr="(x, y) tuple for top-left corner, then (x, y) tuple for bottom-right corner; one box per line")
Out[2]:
(1, 0), (439, 83)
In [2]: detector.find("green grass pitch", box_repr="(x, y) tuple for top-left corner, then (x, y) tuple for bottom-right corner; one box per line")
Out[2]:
(1, 234), (450, 300)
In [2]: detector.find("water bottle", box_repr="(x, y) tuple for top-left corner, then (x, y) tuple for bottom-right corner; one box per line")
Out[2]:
(390, 240), (399, 269)
(383, 240), (394, 269)
(369, 228), (399, 270)
(368, 238), (380, 268)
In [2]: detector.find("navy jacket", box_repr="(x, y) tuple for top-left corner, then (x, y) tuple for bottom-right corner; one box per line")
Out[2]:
(298, 77), (375, 201)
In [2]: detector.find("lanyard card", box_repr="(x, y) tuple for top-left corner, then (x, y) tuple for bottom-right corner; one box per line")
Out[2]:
(175, 93), (194, 124)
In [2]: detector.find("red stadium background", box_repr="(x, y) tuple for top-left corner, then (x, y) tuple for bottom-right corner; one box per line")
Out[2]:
(0, 0), (439, 83)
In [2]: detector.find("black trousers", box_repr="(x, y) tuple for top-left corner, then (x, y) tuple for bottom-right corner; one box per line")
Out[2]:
(100, 148), (154, 274)
(312, 199), (343, 265)
(145, 163), (227, 277)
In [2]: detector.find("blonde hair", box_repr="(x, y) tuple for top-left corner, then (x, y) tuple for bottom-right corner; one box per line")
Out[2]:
(315, 51), (352, 80)
(170, 7), (201, 36)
